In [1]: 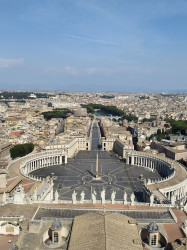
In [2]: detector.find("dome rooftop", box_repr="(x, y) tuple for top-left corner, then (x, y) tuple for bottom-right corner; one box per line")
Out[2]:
(147, 222), (159, 232)
(51, 219), (62, 230)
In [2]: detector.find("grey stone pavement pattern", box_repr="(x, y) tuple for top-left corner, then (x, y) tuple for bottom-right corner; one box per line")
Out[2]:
(32, 122), (162, 202)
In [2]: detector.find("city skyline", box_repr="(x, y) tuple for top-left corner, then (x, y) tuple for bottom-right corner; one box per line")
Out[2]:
(0, 88), (187, 249)
(0, 0), (187, 91)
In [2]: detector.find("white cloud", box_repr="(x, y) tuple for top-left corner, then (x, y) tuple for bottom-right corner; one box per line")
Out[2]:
(43, 65), (79, 76)
(64, 65), (78, 76)
(43, 65), (126, 77)
(44, 66), (100, 76)
(63, 34), (120, 46)
(85, 67), (97, 75)
(44, 65), (152, 77)
(0, 58), (24, 69)
(43, 67), (63, 75)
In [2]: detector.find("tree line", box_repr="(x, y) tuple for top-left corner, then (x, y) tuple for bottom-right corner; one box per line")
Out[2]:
(81, 103), (138, 122)
(100, 95), (115, 99)
(82, 103), (124, 116)
(42, 108), (72, 120)
(0, 91), (51, 99)
(166, 119), (187, 135)
(10, 143), (34, 159)
(148, 120), (187, 141)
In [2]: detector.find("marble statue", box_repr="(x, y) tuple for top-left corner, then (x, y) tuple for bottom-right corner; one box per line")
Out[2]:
(101, 189), (105, 204)
(171, 195), (176, 206)
(111, 191), (116, 204)
(180, 200), (184, 207)
(182, 220), (187, 237)
(123, 191), (127, 204)
(32, 190), (37, 202)
(184, 220), (187, 229)
(55, 190), (59, 202)
(150, 193), (154, 206)
(2, 192), (6, 204)
(80, 191), (85, 204)
(130, 192), (135, 205)
(184, 200), (187, 213)
(72, 190), (77, 204)
(147, 179), (151, 184)
(14, 185), (26, 204)
(92, 190), (97, 204)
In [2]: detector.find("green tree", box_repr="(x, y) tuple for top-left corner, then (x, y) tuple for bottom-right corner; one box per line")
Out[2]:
(42, 108), (72, 120)
(166, 119), (187, 135)
(10, 143), (34, 159)
(86, 105), (95, 113)
(177, 159), (187, 167)
(157, 129), (161, 135)
(142, 118), (156, 122)
(164, 123), (170, 128)
(81, 103), (125, 116)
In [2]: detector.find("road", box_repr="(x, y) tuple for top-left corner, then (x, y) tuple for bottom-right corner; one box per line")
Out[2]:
(91, 122), (101, 150)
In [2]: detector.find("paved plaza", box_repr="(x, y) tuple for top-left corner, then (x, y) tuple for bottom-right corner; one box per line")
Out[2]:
(32, 123), (162, 202)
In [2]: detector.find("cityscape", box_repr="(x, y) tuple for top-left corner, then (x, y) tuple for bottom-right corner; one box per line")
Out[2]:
(0, 91), (187, 250)
(1, 1), (187, 250)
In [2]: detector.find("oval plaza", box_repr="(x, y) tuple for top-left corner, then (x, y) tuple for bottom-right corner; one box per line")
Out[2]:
(15, 121), (187, 206)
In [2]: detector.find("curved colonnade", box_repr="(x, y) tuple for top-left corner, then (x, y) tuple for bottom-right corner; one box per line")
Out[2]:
(19, 150), (67, 179)
(126, 151), (187, 203)
(14, 149), (187, 205)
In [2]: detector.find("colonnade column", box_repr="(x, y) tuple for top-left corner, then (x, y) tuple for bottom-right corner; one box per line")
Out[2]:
(131, 156), (134, 165)
(65, 155), (67, 164)
(21, 153), (69, 178)
(126, 156), (129, 164)
(134, 157), (136, 165)
(59, 156), (62, 164)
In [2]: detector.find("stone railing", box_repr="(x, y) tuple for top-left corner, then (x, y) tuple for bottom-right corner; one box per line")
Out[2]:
(146, 169), (176, 185)
(26, 198), (175, 209)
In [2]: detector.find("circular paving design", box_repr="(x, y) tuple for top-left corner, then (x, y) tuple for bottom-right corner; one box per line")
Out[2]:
(81, 173), (115, 186)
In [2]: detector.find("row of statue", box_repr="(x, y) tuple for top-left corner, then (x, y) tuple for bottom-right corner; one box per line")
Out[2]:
(2, 185), (178, 208)
(149, 192), (176, 206)
(72, 190), (176, 206)
(71, 189), (136, 205)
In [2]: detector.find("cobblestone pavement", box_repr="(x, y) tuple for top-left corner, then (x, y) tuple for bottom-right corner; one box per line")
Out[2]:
(32, 123), (162, 202)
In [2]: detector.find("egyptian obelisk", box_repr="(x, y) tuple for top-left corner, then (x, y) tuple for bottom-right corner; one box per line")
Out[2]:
(96, 152), (98, 178)
(93, 152), (101, 180)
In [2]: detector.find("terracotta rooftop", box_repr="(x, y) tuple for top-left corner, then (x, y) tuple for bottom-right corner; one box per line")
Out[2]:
(68, 212), (143, 250)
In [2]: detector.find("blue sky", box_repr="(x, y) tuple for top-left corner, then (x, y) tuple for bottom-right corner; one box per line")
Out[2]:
(0, 0), (187, 92)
